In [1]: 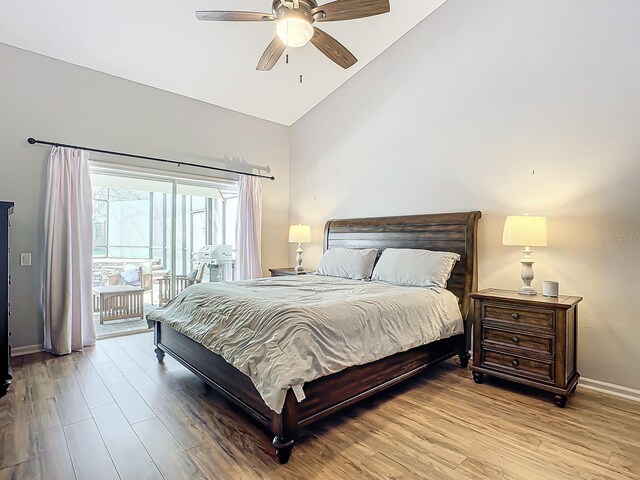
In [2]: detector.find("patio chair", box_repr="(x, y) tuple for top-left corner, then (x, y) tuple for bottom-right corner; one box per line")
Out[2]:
(157, 263), (207, 307)
(108, 266), (154, 304)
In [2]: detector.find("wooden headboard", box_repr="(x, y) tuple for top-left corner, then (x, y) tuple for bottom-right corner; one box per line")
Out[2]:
(323, 211), (481, 320)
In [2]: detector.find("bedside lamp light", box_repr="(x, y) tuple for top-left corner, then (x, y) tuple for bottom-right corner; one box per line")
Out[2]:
(289, 224), (311, 272)
(502, 215), (548, 295)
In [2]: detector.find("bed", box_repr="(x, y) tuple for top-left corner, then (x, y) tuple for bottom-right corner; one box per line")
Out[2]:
(149, 211), (481, 463)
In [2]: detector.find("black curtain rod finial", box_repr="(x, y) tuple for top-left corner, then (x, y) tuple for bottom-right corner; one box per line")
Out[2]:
(27, 137), (36, 144)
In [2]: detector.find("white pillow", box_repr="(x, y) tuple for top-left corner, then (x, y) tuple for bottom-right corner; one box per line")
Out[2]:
(315, 248), (378, 280)
(371, 248), (461, 291)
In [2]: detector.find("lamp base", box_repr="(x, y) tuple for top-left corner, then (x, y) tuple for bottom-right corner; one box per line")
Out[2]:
(517, 286), (537, 296)
(295, 243), (303, 271)
(518, 247), (537, 296)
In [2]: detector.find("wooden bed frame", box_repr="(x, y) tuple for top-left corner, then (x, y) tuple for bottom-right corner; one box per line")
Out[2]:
(152, 211), (481, 463)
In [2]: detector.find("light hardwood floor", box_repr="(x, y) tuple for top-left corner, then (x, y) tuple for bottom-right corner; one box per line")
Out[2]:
(1, 331), (638, 480)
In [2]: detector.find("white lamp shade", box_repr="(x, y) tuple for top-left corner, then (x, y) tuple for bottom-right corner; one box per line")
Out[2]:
(289, 224), (311, 243)
(276, 14), (314, 48)
(502, 215), (548, 247)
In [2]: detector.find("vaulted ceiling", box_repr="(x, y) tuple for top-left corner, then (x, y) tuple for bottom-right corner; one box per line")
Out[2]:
(0, 0), (445, 125)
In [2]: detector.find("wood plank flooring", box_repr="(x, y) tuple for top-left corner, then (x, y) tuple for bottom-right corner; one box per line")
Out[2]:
(1, 331), (639, 480)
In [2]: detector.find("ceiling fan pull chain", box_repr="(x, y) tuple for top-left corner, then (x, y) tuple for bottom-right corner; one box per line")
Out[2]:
(286, 54), (289, 64)
(300, 75), (303, 84)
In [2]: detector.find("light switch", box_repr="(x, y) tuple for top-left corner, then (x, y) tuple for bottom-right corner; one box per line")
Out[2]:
(20, 252), (31, 266)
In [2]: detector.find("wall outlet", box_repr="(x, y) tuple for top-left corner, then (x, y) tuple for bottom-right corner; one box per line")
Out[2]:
(20, 252), (31, 266)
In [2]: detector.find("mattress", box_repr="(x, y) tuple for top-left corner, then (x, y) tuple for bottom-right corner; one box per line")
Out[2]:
(147, 275), (463, 413)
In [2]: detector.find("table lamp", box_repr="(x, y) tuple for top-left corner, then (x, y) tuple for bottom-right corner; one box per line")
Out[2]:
(502, 215), (548, 295)
(289, 224), (311, 272)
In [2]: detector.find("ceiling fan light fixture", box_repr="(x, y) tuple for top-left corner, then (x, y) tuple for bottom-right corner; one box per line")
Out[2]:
(276, 12), (314, 48)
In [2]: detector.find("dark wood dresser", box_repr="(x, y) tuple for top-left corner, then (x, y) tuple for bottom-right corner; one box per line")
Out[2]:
(470, 289), (582, 407)
(0, 201), (14, 397)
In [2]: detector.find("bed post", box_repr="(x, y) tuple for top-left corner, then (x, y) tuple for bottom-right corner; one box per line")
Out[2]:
(457, 211), (481, 369)
(271, 390), (298, 464)
(458, 349), (471, 368)
(153, 321), (165, 363)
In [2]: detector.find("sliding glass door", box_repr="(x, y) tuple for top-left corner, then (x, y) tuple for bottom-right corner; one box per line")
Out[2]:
(91, 172), (174, 337)
(90, 166), (237, 338)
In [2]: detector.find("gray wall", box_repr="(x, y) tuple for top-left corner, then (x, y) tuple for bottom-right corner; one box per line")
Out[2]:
(290, 0), (640, 390)
(0, 43), (290, 349)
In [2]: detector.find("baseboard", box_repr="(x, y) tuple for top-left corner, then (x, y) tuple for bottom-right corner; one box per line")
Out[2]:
(579, 377), (640, 403)
(11, 344), (45, 356)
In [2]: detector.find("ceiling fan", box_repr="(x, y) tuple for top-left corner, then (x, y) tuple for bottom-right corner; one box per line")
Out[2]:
(196, 0), (391, 71)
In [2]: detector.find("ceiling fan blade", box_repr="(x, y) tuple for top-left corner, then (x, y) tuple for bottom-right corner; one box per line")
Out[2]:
(312, 0), (390, 22)
(311, 27), (357, 69)
(196, 11), (276, 21)
(256, 37), (286, 71)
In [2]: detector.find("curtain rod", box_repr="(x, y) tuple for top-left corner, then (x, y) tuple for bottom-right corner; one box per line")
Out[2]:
(26, 137), (275, 181)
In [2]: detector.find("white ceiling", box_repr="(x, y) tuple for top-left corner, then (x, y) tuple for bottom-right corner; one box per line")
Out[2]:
(0, 0), (445, 125)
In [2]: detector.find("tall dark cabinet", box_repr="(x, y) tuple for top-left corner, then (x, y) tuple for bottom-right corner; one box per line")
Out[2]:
(1, 201), (14, 397)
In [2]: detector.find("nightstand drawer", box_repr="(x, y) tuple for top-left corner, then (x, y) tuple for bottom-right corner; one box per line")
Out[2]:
(481, 349), (555, 383)
(482, 326), (554, 357)
(483, 303), (555, 331)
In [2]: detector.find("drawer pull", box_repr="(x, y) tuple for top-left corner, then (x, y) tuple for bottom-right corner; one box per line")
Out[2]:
(511, 359), (519, 367)
(511, 313), (520, 319)
(511, 336), (520, 344)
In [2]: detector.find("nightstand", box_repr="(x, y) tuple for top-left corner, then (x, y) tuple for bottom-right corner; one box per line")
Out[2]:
(469, 289), (582, 407)
(269, 268), (314, 277)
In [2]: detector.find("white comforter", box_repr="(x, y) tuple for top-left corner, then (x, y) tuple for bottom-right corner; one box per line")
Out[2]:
(147, 275), (463, 413)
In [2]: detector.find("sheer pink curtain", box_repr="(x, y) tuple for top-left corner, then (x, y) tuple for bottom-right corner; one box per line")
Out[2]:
(43, 146), (95, 354)
(235, 175), (263, 280)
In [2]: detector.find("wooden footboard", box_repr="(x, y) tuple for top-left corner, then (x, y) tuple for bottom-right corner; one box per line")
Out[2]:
(153, 320), (467, 463)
